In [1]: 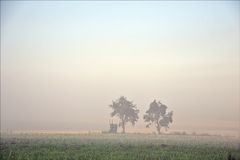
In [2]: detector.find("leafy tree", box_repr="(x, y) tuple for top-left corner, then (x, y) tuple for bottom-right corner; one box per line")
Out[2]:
(143, 100), (173, 134)
(109, 96), (139, 133)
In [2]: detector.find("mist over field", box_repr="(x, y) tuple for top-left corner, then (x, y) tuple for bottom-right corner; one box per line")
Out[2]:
(1, 1), (239, 137)
(1, 1), (240, 160)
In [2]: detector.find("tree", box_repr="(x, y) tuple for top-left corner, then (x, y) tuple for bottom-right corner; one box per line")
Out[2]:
(109, 96), (139, 133)
(143, 100), (173, 134)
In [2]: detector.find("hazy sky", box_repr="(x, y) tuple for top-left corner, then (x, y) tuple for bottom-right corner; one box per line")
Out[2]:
(1, 1), (239, 135)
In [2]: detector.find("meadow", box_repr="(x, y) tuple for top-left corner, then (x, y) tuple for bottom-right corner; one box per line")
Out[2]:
(0, 133), (239, 160)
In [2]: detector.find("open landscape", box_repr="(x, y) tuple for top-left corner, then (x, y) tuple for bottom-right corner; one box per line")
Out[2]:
(1, 1), (239, 160)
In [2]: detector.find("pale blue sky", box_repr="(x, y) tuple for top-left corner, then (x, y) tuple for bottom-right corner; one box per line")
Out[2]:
(1, 1), (239, 135)
(1, 1), (239, 58)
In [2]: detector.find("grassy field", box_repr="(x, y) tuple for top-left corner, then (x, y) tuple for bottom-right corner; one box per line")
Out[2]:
(0, 133), (239, 160)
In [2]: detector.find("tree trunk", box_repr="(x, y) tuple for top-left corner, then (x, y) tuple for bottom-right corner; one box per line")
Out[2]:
(122, 120), (125, 134)
(156, 123), (161, 135)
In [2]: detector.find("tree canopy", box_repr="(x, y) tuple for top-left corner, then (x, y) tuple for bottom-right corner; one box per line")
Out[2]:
(109, 96), (139, 133)
(143, 100), (173, 134)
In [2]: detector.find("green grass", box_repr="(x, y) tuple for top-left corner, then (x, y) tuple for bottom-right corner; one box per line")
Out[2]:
(1, 133), (239, 160)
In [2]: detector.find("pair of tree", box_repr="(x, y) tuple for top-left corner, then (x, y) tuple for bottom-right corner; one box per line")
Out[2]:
(109, 96), (173, 134)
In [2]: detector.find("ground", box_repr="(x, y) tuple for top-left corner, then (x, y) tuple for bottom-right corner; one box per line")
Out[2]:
(0, 133), (239, 160)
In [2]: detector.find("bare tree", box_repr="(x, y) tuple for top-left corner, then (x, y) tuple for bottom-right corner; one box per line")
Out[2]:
(143, 100), (173, 134)
(109, 96), (139, 133)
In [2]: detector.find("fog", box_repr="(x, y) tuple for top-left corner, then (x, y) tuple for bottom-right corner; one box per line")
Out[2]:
(1, 1), (239, 136)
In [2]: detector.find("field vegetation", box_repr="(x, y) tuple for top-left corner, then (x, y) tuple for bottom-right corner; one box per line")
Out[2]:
(1, 133), (239, 160)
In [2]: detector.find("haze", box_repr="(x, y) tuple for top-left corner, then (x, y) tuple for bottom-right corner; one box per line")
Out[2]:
(1, 1), (239, 136)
